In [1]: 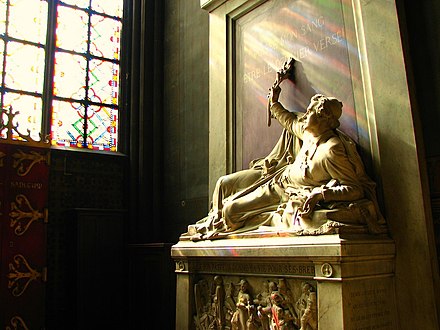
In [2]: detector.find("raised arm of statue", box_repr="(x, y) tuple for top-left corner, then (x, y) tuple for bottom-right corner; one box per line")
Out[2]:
(267, 58), (296, 127)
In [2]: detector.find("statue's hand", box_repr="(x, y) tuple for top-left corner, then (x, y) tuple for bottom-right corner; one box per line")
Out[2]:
(268, 85), (281, 106)
(300, 188), (324, 217)
(276, 58), (296, 85)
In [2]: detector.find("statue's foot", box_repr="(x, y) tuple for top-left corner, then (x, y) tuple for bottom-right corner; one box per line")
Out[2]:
(187, 224), (197, 236)
(189, 233), (204, 241)
(187, 224), (209, 236)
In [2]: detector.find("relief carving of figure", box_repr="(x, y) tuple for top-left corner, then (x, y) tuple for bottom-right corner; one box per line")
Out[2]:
(294, 282), (316, 330)
(194, 279), (214, 329)
(258, 291), (297, 330)
(194, 276), (317, 330)
(213, 275), (226, 329)
(231, 279), (258, 330)
(254, 281), (272, 330)
(299, 292), (317, 330)
(182, 57), (386, 241)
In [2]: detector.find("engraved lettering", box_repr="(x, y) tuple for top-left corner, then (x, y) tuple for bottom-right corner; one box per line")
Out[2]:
(313, 30), (344, 52)
(190, 261), (314, 276)
(10, 181), (43, 190)
(300, 16), (325, 36)
(348, 283), (394, 329)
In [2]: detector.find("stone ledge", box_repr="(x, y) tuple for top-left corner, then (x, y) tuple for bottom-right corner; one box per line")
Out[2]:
(172, 233), (395, 259)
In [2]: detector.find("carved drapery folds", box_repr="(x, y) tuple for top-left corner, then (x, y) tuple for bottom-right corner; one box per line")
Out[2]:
(193, 275), (317, 330)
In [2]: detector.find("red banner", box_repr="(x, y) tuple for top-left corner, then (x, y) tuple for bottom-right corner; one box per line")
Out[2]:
(0, 144), (49, 328)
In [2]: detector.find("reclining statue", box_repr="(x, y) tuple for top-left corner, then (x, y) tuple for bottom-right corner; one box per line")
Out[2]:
(181, 58), (386, 241)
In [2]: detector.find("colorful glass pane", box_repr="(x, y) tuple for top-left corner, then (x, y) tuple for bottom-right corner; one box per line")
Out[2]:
(5, 42), (45, 93)
(0, 39), (4, 79)
(86, 105), (118, 150)
(0, 0), (124, 151)
(53, 52), (86, 99)
(90, 15), (122, 60)
(3, 92), (42, 141)
(89, 59), (119, 105)
(51, 99), (85, 147)
(92, 0), (123, 18)
(60, 0), (90, 10)
(56, 5), (88, 53)
(0, 0), (7, 35)
(8, 0), (48, 44)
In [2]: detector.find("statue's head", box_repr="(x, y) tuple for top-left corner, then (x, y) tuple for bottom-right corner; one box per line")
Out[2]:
(214, 275), (223, 285)
(308, 94), (343, 130)
(238, 279), (249, 291)
(270, 292), (283, 305)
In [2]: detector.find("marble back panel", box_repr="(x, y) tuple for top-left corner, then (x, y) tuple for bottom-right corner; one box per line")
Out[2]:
(235, 0), (360, 169)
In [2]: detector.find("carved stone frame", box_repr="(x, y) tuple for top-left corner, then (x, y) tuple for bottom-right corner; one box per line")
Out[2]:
(201, 0), (440, 327)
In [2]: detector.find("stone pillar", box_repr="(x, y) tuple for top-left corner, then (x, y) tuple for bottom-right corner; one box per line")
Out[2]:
(175, 270), (194, 330)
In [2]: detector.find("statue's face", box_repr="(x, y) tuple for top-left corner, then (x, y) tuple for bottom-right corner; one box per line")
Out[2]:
(303, 107), (321, 132)
(303, 99), (331, 135)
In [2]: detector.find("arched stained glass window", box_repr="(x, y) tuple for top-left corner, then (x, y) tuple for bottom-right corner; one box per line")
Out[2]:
(0, 0), (126, 151)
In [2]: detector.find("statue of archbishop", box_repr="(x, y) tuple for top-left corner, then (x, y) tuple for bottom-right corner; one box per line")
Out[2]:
(181, 58), (387, 241)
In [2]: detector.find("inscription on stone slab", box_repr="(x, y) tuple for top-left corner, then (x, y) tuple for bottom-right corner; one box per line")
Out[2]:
(345, 278), (397, 330)
(190, 260), (315, 277)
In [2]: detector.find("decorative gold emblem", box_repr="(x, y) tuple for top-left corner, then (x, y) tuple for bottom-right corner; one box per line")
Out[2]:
(10, 194), (48, 236)
(8, 254), (46, 297)
(6, 316), (29, 330)
(12, 149), (50, 176)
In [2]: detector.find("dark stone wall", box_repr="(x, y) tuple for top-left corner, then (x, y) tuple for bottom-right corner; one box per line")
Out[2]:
(162, 0), (210, 242)
(46, 149), (128, 328)
(399, 0), (440, 278)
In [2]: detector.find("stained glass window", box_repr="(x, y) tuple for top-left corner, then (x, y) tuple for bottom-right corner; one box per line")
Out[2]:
(0, 0), (125, 151)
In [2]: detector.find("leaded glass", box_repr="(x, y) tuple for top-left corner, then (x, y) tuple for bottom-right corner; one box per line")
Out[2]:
(0, 0), (125, 150)
(56, 5), (88, 53)
(51, 99), (85, 147)
(3, 92), (42, 140)
(5, 42), (45, 93)
(90, 15), (122, 59)
(92, 0), (123, 18)
(0, 0), (48, 141)
(53, 52), (87, 99)
(60, 0), (90, 10)
(51, 0), (123, 150)
(8, 0), (48, 44)
(86, 105), (118, 151)
(0, 0), (7, 35)
(89, 59), (119, 105)
(51, 100), (117, 151)
(0, 39), (4, 79)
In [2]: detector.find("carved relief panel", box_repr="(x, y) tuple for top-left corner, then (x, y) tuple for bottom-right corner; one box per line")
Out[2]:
(193, 275), (317, 330)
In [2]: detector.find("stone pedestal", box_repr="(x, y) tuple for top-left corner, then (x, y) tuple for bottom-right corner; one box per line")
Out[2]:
(171, 234), (398, 330)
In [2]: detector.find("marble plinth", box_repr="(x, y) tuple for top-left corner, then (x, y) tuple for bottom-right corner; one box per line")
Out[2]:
(171, 234), (398, 330)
